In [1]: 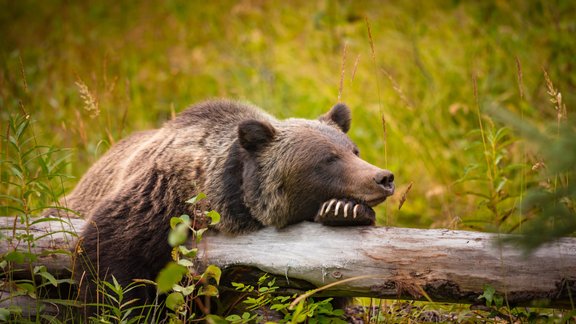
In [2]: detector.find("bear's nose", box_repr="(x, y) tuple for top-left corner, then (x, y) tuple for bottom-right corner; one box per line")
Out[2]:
(374, 170), (394, 188)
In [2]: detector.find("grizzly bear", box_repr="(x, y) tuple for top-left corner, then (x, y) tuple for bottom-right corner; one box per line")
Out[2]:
(51, 100), (394, 314)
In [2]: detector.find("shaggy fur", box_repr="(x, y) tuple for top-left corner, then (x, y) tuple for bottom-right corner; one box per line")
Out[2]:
(48, 100), (394, 312)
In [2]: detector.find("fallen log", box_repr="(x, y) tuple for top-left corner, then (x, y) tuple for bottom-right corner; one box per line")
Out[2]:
(1, 216), (575, 309)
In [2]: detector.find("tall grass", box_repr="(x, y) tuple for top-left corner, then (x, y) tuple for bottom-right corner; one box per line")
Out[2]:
(0, 0), (574, 320)
(1, 0), (574, 231)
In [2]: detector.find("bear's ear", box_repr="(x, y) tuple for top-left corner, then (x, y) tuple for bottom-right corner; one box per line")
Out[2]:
(319, 103), (351, 133)
(238, 120), (276, 152)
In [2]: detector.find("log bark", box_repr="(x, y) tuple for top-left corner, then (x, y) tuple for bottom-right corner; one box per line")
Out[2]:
(1, 216), (575, 308)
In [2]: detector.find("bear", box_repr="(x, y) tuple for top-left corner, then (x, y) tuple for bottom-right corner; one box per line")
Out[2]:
(50, 99), (395, 316)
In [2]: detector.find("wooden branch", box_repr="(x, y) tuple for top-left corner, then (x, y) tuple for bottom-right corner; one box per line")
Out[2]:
(1, 216), (575, 308)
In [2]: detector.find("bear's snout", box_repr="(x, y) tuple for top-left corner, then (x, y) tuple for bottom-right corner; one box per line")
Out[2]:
(374, 170), (395, 195)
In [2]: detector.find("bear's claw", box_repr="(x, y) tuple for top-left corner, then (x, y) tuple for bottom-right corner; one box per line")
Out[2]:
(315, 198), (376, 226)
(335, 201), (342, 216)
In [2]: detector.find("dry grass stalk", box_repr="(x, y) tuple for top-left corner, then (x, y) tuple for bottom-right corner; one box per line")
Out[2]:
(74, 110), (88, 146)
(18, 54), (28, 92)
(381, 113), (387, 167)
(381, 67), (413, 109)
(398, 182), (413, 210)
(365, 17), (376, 62)
(472, 71), (494, 197)
(364, 17), (384, 116)
(351, 54), (360, 82)
(543, 69), (567, 124)
(75, 79), (100, 118)
(515, 56), (524, 100)
(18, 100), (29, 119)
(338, 42), (347, 103)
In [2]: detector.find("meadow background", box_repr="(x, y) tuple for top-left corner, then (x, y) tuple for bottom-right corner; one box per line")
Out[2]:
(0, 0), (574, 321)
(2, 0), (574, 231)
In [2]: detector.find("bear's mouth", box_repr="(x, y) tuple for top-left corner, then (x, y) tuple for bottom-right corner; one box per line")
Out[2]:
(314, 198), (377, 226)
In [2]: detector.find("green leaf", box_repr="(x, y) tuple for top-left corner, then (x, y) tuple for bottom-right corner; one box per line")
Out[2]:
(38, 270), (58, 287)
(156, 262), (188, 293)
(291, 300), (307, 323)
(179, 214), (191, 223)
(178, 246), (198, 258)
(194, 228), (207, 243)
(173, 283), (195, 296)
(204, 264), (221, 285)
(198, 284), (219, 297)
(186, 193), (206, 205)
(257, 273), (269, 285)
(30, 216), (70, 226)
(177, 259), (194, 267)
(5, 251), (26, 264)
(0, 308), (10, 321)
(478, 285), (495, 306)
(494, 294), (504, 308)
(165, 292), (184, 311)
(271, 303), (288, 311)
(205, 210), (220, 225)
(33, 265), (45, 274)
(333, 309), (345, 316)
(495, 177), (508, 193)
(205, 314), (228, 324)
(170, 214), (191, 229)
(168, 223), (189, 247)
(112, 275), (122, 291)
(170, 217), (183, 229)
(225, 314), (241, 321)
(232, 282), (244, 289)
(16, 283), (36, 298)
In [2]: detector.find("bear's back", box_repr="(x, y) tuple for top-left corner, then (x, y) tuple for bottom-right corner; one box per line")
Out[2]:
(167, 100), (273, 130)
(51, 100), (273, 219)
(49, 129), (164, 218)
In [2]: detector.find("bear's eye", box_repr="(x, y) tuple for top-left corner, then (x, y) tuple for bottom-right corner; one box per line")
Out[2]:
(353, 148), (360, 157)
(325, 154), (340, 164)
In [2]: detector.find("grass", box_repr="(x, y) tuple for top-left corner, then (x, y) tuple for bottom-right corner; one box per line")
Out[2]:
(0, 0), (574, 322)
(2, 0), (572, 229)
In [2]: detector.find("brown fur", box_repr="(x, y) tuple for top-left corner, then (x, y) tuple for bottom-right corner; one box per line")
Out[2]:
(48, 99), (394, 313)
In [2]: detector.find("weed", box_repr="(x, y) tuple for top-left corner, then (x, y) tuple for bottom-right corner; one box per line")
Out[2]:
(457, 124), (525, 232)
(156, 193), (222, 322)
(224, 273), (346, 323)
(88, 277), (154, 323)
(1, 111), (75, 321)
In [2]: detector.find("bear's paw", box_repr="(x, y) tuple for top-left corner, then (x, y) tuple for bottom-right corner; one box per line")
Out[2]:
(314, 198), (376, 226)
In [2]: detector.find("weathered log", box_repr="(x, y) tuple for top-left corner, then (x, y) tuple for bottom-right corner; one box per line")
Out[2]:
(1, 216), (575, 308)
(0, 216), (83, 276)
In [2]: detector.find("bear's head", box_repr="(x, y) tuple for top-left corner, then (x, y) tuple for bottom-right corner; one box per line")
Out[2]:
(238, 104), (395, 228)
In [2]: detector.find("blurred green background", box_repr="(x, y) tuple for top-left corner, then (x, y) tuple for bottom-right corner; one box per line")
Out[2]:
(1, 0), (574, 233)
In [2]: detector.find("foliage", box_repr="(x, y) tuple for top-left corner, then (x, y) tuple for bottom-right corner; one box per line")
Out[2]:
(156, 193), (222, 322)
(1, 0), (575, 322)
(456, 124), (524, 232)
(89, 277), (154, 324)
(1, 113), (71, 216)
(478, 285), (504, 309)
(0, 112), (77, 322)
(214, 273), (346, 323)
(494, 109), (576, 252)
